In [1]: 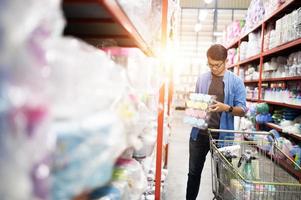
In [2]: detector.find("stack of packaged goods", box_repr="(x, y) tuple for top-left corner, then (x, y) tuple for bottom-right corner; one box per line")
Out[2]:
(263, 0), (286, 17)
(262, 82), (301, 105)
(184, 93), (215, 129)
(227, 48), (239, 66)
(0, 0), (164, 200)
(268, 8), (301, 49)
(223, 20), (245, 47)
(244, 64), (259, 81)
(240, 31), (261, 60)
(243, 0), (265, 34)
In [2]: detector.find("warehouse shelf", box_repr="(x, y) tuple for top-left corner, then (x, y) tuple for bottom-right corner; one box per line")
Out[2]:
(238, 54), (261, 66)
(262, 76), (301, 82)
(226, 0), (299, 50)
(263, 38), (301, 59)
(266, 122), (301, 142)
(227, 63), (237, 69)
(63, 1), (169, 199)
(244, 80), (259, 84)
(246, 98), (258, 102)
(261, 100), (301, 110)
(63, 0), (155, 56)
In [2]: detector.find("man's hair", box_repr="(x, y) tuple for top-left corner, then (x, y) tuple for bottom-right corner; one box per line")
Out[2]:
(207, 44), (227, 61)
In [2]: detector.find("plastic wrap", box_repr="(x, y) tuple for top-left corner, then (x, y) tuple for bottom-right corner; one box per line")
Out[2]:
(51, 111), (126, 200)
(47, 37), (127, 119)
(111, 159), (148, 200)
(0, 0), (64, 199)
(184, 93), (215, 129)
(116, 0), (161, 48)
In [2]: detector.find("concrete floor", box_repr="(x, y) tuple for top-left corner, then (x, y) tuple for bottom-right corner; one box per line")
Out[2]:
(166, 110), (214, 200)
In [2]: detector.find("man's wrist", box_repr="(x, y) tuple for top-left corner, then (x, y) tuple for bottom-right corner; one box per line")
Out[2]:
(225, 104), (232, 112)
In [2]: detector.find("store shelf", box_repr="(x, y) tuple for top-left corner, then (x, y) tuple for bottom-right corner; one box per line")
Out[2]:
(226, 40), (239, 49)
(63, 0), (154, 56)
(265, 122), (301, 142)
(244, 80), (259, 84)
(239, 54), (261, 66)
(247, 98), (258, 102)
(262, 76), (301, 82)
(261, 100), (301, 110)
(265, 122), (283, 132)
(227, 63), (237, 69)
(263, 38), (301, 58)
(264, 0), (301, 24)
(226, 0), (300, 51)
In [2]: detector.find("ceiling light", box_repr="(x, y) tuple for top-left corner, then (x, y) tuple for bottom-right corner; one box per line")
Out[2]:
(198, 10), (208, 21)
(213, 32), (223, 36)
(194, 23), (202, 32)
(204, 0), (213, 4)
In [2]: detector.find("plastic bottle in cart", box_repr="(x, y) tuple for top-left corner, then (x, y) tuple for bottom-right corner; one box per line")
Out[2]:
(237, 150), (256, 181)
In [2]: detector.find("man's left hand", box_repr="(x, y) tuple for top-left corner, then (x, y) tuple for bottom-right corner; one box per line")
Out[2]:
(209, 100), (230, 112)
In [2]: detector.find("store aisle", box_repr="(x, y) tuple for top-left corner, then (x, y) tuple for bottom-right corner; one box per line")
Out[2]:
(166, 110), (214, 200)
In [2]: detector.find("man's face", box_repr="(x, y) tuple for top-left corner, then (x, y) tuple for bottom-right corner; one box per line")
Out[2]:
(207, 57), (226, 76)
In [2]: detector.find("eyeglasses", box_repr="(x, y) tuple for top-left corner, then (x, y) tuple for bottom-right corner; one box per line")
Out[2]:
(207, 61), (224, 68)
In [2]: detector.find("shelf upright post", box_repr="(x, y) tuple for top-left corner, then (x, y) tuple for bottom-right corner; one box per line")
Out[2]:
(155, 0), (168, 199)
(258, 22), (266, 101)
(164, 67), (173, 169)
(237, 39), (241, 76)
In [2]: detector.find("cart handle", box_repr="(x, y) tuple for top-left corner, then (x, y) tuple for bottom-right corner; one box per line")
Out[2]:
(208, 129), (270, 136)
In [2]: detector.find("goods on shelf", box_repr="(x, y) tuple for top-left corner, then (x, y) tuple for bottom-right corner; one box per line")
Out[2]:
(263, 52), (301, 79)
(0, 0), (64, 199)
(246, 86), (260, 100)
(0, 0), (165, 199)
(244, 64), (259, 81)
(223, 20), (245, 47)
(116, 0), (162, 48)
(263, 0), (286, 18)
(239, 31), (261, 60)
(227, 48), (239, 66)
(243, 0), (265, 33)
(262, 82), (301, 105)
(267, 7), (301, 49)
(184, 93), (215, 129)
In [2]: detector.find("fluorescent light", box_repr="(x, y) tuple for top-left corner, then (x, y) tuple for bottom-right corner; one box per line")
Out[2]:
(198, 10), (208, 21)
(204, 0), (213, 4)
(213, 32), (223, 36)
(194, 23), (202, 32)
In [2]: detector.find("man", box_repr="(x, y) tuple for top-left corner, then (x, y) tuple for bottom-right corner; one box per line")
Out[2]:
(186, 44), (247, 200)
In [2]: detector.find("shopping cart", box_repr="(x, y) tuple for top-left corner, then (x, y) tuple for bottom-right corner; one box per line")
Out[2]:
(208, 129), (301, 200)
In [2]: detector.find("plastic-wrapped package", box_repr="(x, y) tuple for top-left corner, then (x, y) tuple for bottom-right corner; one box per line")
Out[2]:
(51, 111), (126, 200)
(112, 159), (148, 200)
(244, 0), (265, 33)
(0, 0), (65, 199)
(47, 37), (127, 119)
(116, 0), (161, 48)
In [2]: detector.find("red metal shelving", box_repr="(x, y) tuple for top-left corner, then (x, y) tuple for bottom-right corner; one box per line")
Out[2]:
(265, 122), (301, 142)
(246, 98), (258, 102)
(263, 38), (301, 58)
(261, 100), (301, 109)
(262, 76), (301, 82)
(101, 0), (154, 56)
(244, 80), (259, 84)
(227, 63), (237, 69)
(238, 54), (261, 66)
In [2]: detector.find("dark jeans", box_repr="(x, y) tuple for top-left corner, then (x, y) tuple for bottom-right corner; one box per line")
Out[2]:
(186, 131), (218, 200)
